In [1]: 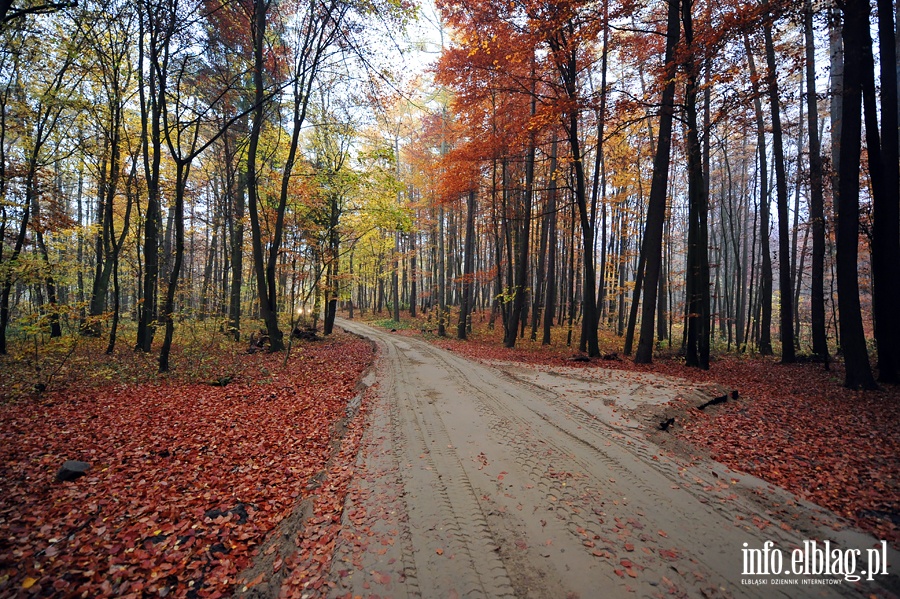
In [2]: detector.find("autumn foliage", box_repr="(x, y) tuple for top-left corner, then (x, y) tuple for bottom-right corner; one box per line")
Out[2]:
(0, 336), (373, 597)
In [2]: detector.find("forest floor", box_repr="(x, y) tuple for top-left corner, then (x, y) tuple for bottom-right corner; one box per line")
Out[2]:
(0, 330), (375, 598)
(0, 315), (898, 598)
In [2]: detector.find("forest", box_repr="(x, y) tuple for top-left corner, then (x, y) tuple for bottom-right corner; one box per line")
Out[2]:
(2, 0), (900, 595)
(0, 0), (898, 388)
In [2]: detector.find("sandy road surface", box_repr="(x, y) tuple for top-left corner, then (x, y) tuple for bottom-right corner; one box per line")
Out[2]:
(326, 319), (898, 598)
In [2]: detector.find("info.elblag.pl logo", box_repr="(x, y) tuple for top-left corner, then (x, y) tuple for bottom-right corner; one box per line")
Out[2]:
(741, 540), (890, 585)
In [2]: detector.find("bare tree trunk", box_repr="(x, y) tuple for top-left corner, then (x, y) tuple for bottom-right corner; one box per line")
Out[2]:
(136, 5), (162, 353)
(566, 200), (577, 347)
(683, 0), (710, 369)
(105, 166), (135, 354)
(159, 162), (189, 373)
(805, 0), (829, 361)
(225, 129), (245, 341)
(869, 0), (900, 382)
(392, 230), (400, 323)
(531, 174), (550, 341)
(200, 206), (219, 320)
(438, 205), (447, 335)
(410, 224), (417, 318)
(836, 0), (876, 389)
(633, 0), (680, 363)
(324, 196), (339, 335)
(506, 85), (537, 347)
(348, 247), (355, 319)
(763, 13), (796, 362)
(543, 138), (559, 345)
(744, 32), (774, 355)
(246, 0), (285, 351)
(458, 190), (476, 339)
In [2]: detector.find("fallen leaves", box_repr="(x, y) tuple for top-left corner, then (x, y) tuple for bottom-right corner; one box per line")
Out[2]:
(658, 548), (679, 560)
(0, 334), (374, 597)
(675, 358), (900, 547)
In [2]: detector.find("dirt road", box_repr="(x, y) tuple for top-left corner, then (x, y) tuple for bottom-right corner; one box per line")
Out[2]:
(326, 319), (898, 598)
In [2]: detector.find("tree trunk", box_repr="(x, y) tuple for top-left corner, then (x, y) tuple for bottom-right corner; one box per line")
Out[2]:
(531, 175), (550, 341)
(348, 248), (355, 319)
(200, 208), (219, 320)
(89, 115), (123, 331)
(392, 230), (400, 323)
(566, 201), (577, 347)
(246, 0), (284, 351)
(633, 0), (680, 363)
(324, 196), (340, 335)
(159, 162), (189, 373)
(805, 0), (829, 361)
(228, 162), (245, 341)
(506, 83), (537, 347)
(571, 106), (598, 354)
(836, 0), (877, 389)
(410, 226), (417, 318)
(0, 196), (30, 354)
(744, 32), (774, 355)
(830, 7), (843, 218)
(763, 14), (796, 363)
(30, 192), (62, 338)
(458, 190), (476, 339)
(543, 138), (559, 345)
(106, 167), (135, 354)
(683, 0), (710, 369)
(869, 0), (900, 382)
(136, 9), (162, 353)
(438, 205), (447, 336)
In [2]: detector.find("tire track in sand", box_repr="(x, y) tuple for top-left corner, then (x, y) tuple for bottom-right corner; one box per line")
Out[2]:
(328, 319), (895, 599)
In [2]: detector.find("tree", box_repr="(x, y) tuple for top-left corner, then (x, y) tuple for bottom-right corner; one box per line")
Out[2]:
(309, 101), (356, 336)
(504, 63), (538, 349)
(83, 0), (136, 336)
(762, 5), (795, 363)
(743, 31), (774, 355)
(541, 6), (603, 357)
(868, 0), (900, 382)
(438, 0), (605, 355)
(246, 0), (347, 351)
(542, 137), (559, 345)
(0, 13), (83, 352)
(633, 0), (681, 364)
(138, 0), (270, 371)
(804, 0), (828, 362)
(245, 0), (280, 349)
(682, 0), (710, 369)
(134, 0), (166, 353)
(835, 0), (876, 389)
(0, 0), (74, 30)
(457, 189), (475, 339)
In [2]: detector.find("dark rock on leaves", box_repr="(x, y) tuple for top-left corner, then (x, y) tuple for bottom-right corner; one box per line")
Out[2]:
(205, 502), (250, 524)
(56, 460), (90, 482)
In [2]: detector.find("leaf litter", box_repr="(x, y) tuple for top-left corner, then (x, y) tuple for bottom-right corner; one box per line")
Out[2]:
(0, 333), (374, 597)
